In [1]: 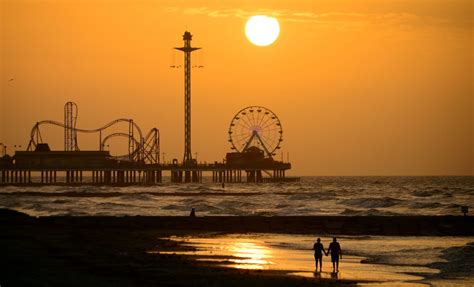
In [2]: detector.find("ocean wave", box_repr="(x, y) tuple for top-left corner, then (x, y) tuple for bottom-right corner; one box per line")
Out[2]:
(360, 247), (445, 267)
(412, 190), (438, 197)
(97, 202), (133, 208)
(119, 193), (153, 201)
(25, 203), (55, 212)
(2, 176), (473, 216)
(52, 199), (70, 204)
(340, 197), (403, 208)
(412, 189), (452, 198)
(219, 200), (257, 209)
(408, 202), (443, 209)
(287, 192), (334, 201)
(428, 242), (474, 278)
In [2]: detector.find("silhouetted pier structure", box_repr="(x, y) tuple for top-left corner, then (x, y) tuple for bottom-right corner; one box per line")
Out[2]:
(0, 32), (298, 185)
(0, 150), (293, 185)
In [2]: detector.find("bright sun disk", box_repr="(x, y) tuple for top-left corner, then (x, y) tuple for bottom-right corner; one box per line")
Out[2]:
(245, 15), (280, 46)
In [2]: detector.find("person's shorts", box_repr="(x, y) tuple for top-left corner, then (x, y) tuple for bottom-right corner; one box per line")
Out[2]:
(331, 254), (339, 262)
(314, 254), (323, 260)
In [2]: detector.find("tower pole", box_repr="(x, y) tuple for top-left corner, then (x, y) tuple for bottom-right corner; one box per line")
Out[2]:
(64, 102), (78, 151)
(175, 31), (201, 165)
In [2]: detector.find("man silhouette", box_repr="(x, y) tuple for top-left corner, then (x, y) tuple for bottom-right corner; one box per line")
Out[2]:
(313, 238), (326, 272)
(327, 237), (342, 272)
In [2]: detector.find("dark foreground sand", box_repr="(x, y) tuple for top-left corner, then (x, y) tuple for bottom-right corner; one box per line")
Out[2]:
(1, 209), (473, 286)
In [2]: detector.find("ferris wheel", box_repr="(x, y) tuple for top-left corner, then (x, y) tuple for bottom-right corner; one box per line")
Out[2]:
(228, 106), (283, 157)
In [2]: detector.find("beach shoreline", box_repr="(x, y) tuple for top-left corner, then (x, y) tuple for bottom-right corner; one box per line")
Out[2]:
(5, 211), (472, 236)
(1, 209), (473, 286)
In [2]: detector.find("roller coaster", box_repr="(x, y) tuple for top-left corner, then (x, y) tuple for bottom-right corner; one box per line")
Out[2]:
(26, 102), (160, 164)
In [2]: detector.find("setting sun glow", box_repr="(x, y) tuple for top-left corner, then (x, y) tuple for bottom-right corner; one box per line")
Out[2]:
(245, 15), (280, 46)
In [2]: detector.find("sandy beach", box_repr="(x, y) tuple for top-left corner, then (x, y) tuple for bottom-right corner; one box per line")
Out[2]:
(1, 208), (473, 286)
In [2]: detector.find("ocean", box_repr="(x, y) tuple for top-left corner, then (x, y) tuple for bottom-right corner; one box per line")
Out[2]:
(0, 176), (473, 217)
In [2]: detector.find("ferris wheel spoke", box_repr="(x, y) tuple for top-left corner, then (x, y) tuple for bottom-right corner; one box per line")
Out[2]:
(232, 131), (252, 138)
(261, 120), (280, 130)
(248, 115), (255, 129)
(259, 132), (276, 146)
(261, 133), (280, 146)
(233, 133), (253, 143)
(232, 136), (250, 144)
(235, 126), (253, 136)
(254, 112), (262, 126)
(257, 113), (269, 128)
(238, 115), (254, 130)
(240, 113), (253, 129)
(261, 127), (280, 134)
(260, 131), (277, 141)
(255, 110), (264, 127)
(261, 119), (278, 129)
(232, 119), (247, 131)
(233, 135), (253, 145)
(258, 116), (274, 130)
(250, 109), (258, 127)
(234, 113), (253, 129)
(261, 132), (280, 150)
(257, 135), (274, 153)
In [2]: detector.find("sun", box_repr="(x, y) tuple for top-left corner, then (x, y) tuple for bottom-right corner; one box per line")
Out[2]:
(245, 15), (280, 46)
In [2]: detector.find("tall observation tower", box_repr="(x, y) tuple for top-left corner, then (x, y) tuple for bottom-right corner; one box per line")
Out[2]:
(175, 31), (201, 166)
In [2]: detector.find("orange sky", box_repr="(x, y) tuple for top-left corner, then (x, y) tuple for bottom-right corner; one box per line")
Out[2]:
(1, 0), (472, 175)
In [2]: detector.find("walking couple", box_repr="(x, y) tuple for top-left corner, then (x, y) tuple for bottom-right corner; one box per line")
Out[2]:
(313, 237), (342, 273)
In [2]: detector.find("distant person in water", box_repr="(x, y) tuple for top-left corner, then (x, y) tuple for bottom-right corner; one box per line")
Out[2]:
(189, 208), (196, 217)
(327, 237), (342, 272)
(313, 238), (326, 272)
(222, 182), (225, 189)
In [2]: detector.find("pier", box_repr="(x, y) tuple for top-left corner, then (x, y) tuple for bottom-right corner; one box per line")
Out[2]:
(0, 150), (293, 185)
(0, 32), (297, 185)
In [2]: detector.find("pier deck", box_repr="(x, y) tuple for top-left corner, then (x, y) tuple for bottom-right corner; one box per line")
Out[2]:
(0, 151), (297, 185)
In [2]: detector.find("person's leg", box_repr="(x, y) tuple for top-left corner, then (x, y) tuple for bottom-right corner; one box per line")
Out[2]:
(319, 256), (322, 271)
(336, 259), (339, 272)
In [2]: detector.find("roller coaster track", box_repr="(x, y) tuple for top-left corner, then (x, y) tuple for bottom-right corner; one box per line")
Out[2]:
(100, 132), (141, 160)
(100, 128), (160, 164)
(27, 119), (160, 164)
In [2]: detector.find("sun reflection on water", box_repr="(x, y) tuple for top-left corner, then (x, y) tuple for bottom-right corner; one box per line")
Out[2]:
(227, 241), (273, 269)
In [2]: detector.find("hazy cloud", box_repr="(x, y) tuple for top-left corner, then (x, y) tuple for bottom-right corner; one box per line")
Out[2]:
(166, 6), (469, 29)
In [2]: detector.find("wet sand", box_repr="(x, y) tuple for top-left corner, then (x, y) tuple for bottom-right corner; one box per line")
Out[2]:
(1, 209), (473, 286)
(164, 234), (473, 286)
